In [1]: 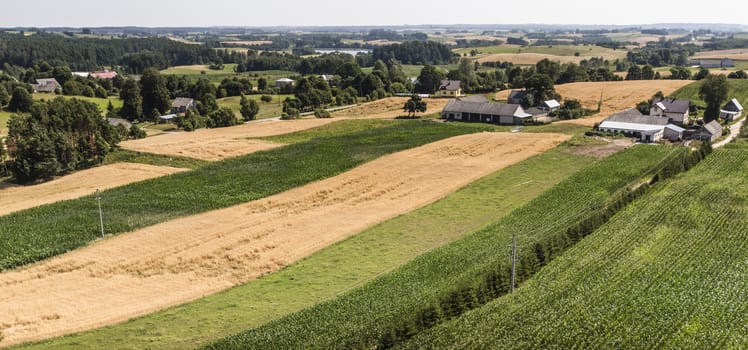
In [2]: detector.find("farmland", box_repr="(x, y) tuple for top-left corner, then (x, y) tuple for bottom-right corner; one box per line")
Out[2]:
(330, 97), (450, 119)
(0, 163), (187, 217)
(0, 132), (569, 346)
(0, 110), (10, 136)
(468, 44), (628, 65)
(215, 94), (292, 120)
(204, 145), (685, 349)
(0, 121), (487, 270)
(18, 146), (594, 350)
(31, 94), (123, 114)
(401, 144), (748, 349)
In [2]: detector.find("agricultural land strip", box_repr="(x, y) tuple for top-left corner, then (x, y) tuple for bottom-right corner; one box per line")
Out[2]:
(0, 132), (569, 346)
(203, 145), (683, 349)
(119, 118), (339, 161)
(0, 163), (187, 217)
(18, 147), (595, 350)
(330, 97), (450, 119)
(401, 145), (748, 349)
(0, 121), (485, 271)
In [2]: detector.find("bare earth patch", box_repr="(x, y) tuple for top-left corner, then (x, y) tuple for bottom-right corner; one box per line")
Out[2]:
(563, 138), (635, 159)
(498, 80), (693, 126)
(120, 118), (339, 161)
(331, 97), (450, 119)
(0, 132), (569, 346)
(0, 163), (187, 217)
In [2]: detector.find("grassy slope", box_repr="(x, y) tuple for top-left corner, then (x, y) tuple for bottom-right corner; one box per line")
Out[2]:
(0, 120), (487, 270)
(402, 145), (748, 349)
(31, 94), (123, 114)
(102, 149), (209, 170)
(670, 79), (748, 109)
(204, 145), (680, 349)
(216, 94), (292, 120)
(0, 110), (10, 136)
(18, 145), (595, 350)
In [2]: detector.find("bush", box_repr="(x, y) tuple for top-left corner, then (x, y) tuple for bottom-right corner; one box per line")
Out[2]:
(260, 95), (273, 103)
(281, 107), (300, 120)
(314, 109), (331, 118)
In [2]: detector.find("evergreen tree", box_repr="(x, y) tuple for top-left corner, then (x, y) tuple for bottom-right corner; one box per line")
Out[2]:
(8, 87), (33, 113)
(119, 79), (142, 119)
(139, 68), (171, 120)
(0, 84), (9, 106)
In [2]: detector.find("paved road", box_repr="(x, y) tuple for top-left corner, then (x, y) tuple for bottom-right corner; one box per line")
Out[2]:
(714, 116), (746, 148)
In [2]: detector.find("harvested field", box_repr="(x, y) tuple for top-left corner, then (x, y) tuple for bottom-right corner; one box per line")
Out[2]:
(331, 97), (450, 119)
(0, 163), (187, 217)
(498, 80), (693, 126)
(694, 49), (748, 60)
(478, 53), (583, 65)
(0, 132), (569, 346)
(119, 118), (339, 161)
(221, 40), (273, 46)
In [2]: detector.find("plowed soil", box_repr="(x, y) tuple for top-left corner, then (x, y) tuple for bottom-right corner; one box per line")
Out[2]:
(331, 97), (450, 119)
(0, 163), (187, 217)
(119, 118), (339, 161)
(0, 132), (569, 346)
(497, 80), (693, 126)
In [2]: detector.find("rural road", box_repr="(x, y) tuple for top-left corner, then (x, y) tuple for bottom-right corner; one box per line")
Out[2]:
(714, 116), (746, 148)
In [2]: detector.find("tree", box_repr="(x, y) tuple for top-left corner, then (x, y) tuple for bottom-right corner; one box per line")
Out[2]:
(139, 68), (171, 120)
(208, 107), (238, 128)
(641, 65), (655, 80)
(403, 94), (427, 118)
(240, 94), (260, 121)
(525, 73), (559, 106)
(119, 79), (142, 119)
(694, 68), (710, 80)
(257, 78), (268, 91)
(699, 74), (730, 123)
(415, 65), (446, 94)
(625, 65), (642, 80)
(728, 70), (748, 79)
(8, 87), (33, 112)
(0, 85), (9, 106)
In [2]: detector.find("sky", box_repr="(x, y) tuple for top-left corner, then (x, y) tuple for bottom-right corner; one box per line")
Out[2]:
(1, 0), (746, 28)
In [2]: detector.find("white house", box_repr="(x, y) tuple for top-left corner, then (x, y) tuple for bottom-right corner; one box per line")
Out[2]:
(719, 98), (744, 122)
(650, 98), (690, 125)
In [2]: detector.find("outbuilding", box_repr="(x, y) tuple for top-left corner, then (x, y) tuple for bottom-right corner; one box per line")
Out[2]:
(720, 98), (744, 122)
(597, 108), (668, 143)
(694, 120), (723, 142)
(442, 100), (532, 125)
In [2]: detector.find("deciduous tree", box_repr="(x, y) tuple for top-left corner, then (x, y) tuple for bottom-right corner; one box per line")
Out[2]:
(240, 94), (260, 121)
(699, 74), (730, 122)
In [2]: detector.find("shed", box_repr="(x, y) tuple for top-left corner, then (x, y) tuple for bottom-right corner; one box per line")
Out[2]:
(442, 100), (531, 125)
(31, 78), (61, 93)
(663, 124), (685, 141)
(694, 120), (723, 142)
(719, 98), (744, 122)
(507, 90), (530, 104)
(171, 97), (196, 114)
(540, 99), (560, 111)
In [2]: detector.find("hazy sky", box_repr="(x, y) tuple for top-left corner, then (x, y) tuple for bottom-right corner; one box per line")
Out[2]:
(1, 0), (746, 27)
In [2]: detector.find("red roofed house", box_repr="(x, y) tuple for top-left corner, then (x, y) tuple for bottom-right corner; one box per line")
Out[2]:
(91, 69), (118, 80)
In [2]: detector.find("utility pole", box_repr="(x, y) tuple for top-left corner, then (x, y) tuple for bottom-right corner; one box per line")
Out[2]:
(510, 234), (517, 294)
(96, 189), (104, 238)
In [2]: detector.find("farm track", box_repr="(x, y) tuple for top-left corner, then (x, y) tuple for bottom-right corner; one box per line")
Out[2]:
(0, 163), (188, 217)
(0, 132), (569, 346)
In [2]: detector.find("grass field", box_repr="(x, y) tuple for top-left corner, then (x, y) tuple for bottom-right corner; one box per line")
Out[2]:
(0, 120), (489, 271)
(203, 145), (683, 349)
(0, 110), (11, 136)
(103, 149), (209, 170)
(31, 94), (123, 115)
(454, 44), (622, 58)
(402, 145), (748, 348)
(671, 79), (748, 110)
(216, 94), (292, 120)
(17, 143), (595, 350)
(160, 65), (297, 86)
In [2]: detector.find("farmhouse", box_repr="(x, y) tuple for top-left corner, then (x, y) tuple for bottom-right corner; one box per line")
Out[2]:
(31, 78), (61, 93)
(694, 120), (723, 142)
(442, 100), (532, 125)
(276, 78), (295, 88)
(90, 69), (118, 80)
(650, 97), (690, 124)
(597, 108), (669, 143)
(507, 90), (530, 104)
(171, 97), (196, 114)
(719, 98), (744, 122)
(433, 80), (463, 97)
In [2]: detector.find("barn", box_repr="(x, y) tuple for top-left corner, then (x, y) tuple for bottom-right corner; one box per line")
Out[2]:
(442, 100), (532, 125)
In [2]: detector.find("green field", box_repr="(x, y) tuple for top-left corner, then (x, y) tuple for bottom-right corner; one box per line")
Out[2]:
(0, 110), (11, 136)
(216, 94), (292, 120)
(204, 145), (685, 349)
(403, 144), (748, 348)
(19, 143), (595, 350)
(453, 44), (625, 59)
(103, 149), (209, 170)
(31, 93), (123, 115)
(160, 65), (297, 86)
(0, 120), (489, 271)
(671, 79), (748, 109)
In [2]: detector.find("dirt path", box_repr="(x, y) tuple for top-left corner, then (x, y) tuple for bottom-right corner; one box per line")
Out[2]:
(0, 163), (187, 217)
(120, 118), (340, 161)
(714, 116), (746, 148)
(0, 132), (569, 346)
(497, 80), (693, 126)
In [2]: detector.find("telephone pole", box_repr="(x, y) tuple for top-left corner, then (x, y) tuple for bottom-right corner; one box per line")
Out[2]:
(96, 189), (104, 238)
(510, 234), (517, 294)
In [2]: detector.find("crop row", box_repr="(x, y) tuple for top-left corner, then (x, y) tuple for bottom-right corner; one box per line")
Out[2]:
(402, 146), (748, 349)
(204, 144), (692, 349)
(0, 120), (489, 270)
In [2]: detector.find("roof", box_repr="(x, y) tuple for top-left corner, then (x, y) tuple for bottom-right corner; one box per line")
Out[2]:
(172, 97), (194, 108)
(542, 99), (560, 109)
(525, 107), (548, 116)
(159, 114), (178, 120)
(32, 78), (61, 92)
(702, 120), (723, 136)
(605, 108), (668, 125)
(664, 124), (685, 133)
(598, 121), (665, 133)
(443, 100), (530, 118)
(507, 90), (529, 101)
(107, 118), (132, 127)
(91, 70), (118, 79)
(438, 80), (461, 91)
(723, 98), (744, 112)
(73, 72), (90, 78)
(458, 95), (489, 103)
(652, 97), (690, 114)
(276, 78), (294, 83)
